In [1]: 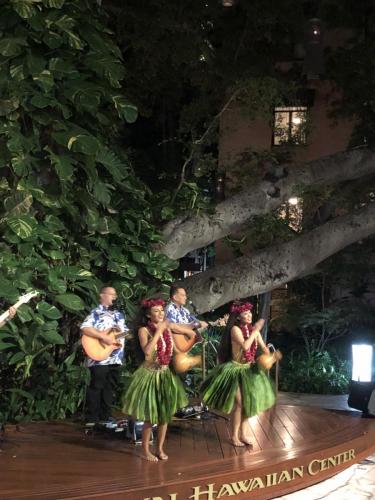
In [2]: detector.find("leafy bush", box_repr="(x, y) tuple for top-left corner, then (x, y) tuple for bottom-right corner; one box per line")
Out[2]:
(279, 350), (350, 394)
(0, 0), (176, 423)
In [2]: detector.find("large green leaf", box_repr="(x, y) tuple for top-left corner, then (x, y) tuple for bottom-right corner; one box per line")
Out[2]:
(112, 96), (138, 123)
(92, 181), (112, 206)
(96, 148), (126, 182)
(44, 214), (65, 231)
(49, 57), (78, 76)
(10, 63), (25, 81)
(55, 293), (84, 311)
(43, 0), (65, 8)
(43, 249), (65, 260)
(66, 30), (84, 50)
(0, 341), (16, 351)
(7, 215), (38, 239)
(17, 304), (34, 322)
(46, 148), (75, 181)
(37, 301), (62, 319)
(26, 51), (46, 74)
(11, 154), (33, 176)
(10, 0), (42, 19)
(54, 14), (75, 30)
(33, 70), (55, 92)
(30, 93), (53, 108)
(9, 352), (25, 365)
(67, 134), (100, 155)
(131, 251), (149, 264)
(41, 329), (65, 345)
(43, 31), (62, 48)
(4, 192), (33, 216)
(0, 37), (28, 56)
(0, 98), (19, 116)
(47, 276), (67, 294)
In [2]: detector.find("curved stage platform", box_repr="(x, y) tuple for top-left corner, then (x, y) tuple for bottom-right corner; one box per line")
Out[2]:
(1, 404), (375, 500)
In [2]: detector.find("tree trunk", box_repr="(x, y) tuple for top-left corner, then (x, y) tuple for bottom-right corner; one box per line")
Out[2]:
(178, 202), (375, 313)
(160, 147), (375, 259)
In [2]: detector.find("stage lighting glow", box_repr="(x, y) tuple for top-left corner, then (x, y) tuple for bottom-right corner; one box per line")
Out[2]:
(352, 344), (373, 382)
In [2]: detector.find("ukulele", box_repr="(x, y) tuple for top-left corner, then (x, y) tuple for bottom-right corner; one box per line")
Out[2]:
(82, 328), (133, 362)
(0, 291), (39, 324)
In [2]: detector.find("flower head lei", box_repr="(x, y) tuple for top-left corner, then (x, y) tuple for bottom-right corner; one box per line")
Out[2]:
(230, 302), (253, 314)
(141, 298), (166, 309)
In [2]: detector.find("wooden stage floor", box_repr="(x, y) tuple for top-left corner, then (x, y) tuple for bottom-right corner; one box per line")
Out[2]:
(1, 404), (375, 500)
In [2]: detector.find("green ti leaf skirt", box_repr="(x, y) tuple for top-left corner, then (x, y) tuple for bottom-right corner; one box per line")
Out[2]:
(122, 364), (188, 424)
(201, 361), (276, 418)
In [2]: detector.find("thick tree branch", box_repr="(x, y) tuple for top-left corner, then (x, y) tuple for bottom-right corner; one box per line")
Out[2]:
(161, 147), (375, 259)
(179, 202), (375, 313)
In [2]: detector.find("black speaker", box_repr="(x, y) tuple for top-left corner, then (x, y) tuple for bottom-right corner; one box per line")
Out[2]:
(348, 380), (375, 412)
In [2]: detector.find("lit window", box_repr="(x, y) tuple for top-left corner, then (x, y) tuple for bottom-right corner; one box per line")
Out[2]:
(273, 106), (307, 146)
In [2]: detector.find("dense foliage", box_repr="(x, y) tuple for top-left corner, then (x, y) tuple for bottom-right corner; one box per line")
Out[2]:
(279, 350), (350, 395)
(0, 0), (175, 422)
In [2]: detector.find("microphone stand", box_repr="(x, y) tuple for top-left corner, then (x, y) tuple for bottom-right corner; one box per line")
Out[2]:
(188, 300), (207, 381)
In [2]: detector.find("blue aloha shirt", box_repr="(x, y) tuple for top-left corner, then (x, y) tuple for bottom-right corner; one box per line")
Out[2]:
(81, 304), (128, 367)
(165, 301), (197, 325)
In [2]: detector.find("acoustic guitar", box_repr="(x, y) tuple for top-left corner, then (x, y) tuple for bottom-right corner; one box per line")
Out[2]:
(82, 329), (132, 362)
(0, 291), (39, 324)
(172, 315), (228, 374)
(172, 315), (228, 353)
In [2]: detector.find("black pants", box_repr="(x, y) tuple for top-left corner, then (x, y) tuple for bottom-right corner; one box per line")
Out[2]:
(85, 364), (120, 423)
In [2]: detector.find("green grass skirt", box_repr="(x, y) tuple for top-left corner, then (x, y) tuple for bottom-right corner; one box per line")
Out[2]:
(122, 365), (188, 424)
(201, 361), (276, 418)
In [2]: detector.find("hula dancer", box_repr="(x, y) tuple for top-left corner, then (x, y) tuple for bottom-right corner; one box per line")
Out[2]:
(122, 298), (187, 462)
(202, 301), (275, 447)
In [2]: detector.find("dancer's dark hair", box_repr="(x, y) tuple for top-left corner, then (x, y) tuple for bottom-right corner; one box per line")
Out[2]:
(217, 311), (241, 363)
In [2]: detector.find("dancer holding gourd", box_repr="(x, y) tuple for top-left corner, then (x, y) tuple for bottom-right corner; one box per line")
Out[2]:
(201, 301), (276, 447)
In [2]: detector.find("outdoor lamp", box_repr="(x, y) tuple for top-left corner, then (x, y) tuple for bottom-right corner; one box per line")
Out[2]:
(352, 344), (373, 382)
(348, 344), (375, 416)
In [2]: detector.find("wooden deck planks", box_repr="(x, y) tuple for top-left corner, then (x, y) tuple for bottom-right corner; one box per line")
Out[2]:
(1, 405), (374, 500)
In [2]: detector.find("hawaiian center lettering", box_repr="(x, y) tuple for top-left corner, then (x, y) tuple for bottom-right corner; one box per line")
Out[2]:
(144, 449), (355, 500)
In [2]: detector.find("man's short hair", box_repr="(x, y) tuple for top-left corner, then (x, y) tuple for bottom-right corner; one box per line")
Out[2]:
(100, 286), (114, 294)
(170, 285), (185, 299)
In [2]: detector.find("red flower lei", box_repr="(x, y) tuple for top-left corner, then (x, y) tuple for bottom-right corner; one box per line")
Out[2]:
(147, 321), (173, 365)
(239, 323), (257, 362)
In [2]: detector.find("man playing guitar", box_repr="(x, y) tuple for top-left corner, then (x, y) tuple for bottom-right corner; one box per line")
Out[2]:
(165, 285), (208, 341)
(81, 286), (128, 427)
